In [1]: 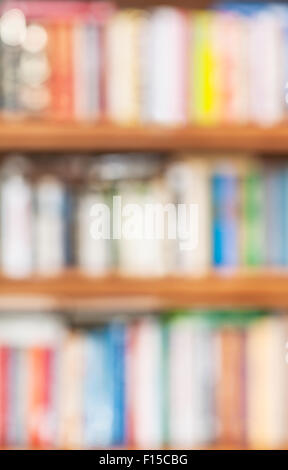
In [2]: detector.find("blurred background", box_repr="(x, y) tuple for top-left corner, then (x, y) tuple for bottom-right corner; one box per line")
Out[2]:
(0, 0), (288, 450)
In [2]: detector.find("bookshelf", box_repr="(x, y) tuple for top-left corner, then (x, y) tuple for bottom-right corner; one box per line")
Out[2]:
(1, 122), (288, 152)
(0, 1), (287, 452)
(0, 272), (288, 311)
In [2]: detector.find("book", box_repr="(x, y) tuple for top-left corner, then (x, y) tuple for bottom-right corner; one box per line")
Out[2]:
(246, 314), (287, 447)
(168, 312), (216, 445)
(35, 175), (66, 275)
(127, 317), (163, 447)
(190, 12), (216, 124)
(117, 178), (167, 277)
(212, 160), (240, 269)
(216, 326), (246, 443)
(165, 155), (211, 275)
(73, 22), (100, 120)
(0, 346), (10, 445)
(144, 7), (188, 125)
(240, 158), (265, 267)
(0, 156), (34, 278)
(59, 332), (85, 448)
(106, 10), (142, 125)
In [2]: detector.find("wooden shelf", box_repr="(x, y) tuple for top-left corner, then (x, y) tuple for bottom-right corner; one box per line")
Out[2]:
(1, 122), (288, 152)
(0, 271), (288, 311)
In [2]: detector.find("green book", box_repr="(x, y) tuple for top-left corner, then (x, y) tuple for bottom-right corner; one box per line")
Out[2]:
(242, 165), (265, 267)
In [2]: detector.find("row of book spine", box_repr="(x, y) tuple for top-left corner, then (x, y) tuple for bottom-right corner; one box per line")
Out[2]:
(0, 1), (288, 125)
(0, 309), (287, 449)
(2, 152), (288, 278)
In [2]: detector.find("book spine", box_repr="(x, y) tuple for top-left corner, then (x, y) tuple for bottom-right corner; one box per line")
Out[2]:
(0, 347), (10, 445)
(110, 324), (126, 445)
(242, 165), (265, 267)
(0, 173), (34, 278)
(216, 328), (246, 443)
(212, 167), (239, 268)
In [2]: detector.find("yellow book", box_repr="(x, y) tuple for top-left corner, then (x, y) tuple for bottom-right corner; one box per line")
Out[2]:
(189, 12), (220, 125)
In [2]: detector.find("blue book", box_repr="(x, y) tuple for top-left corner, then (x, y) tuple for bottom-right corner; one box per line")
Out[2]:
(212, 168), (239, 268)
(107, 323), (126, 445)
(63, 188), (75, 267)
(282, 167), (288, 265)
(83, 328), (114, 447)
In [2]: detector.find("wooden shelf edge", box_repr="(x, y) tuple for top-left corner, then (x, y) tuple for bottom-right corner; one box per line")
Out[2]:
(0, 122), (288, 151)
(0, 272), (287, 310)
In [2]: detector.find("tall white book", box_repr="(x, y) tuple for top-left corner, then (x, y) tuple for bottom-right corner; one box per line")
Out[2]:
(143, 7), (188, 125)
(168, 314), (216, 446)
(35, 175), (65, 275)
(0, 156), (34, 278)
(77, 190), (110, 276)
(117, 179), (168, 276)
(165, 155), (211, 275)
(73, 22), (100, 120)
(126, 317), (163, 447)
(247, 9), (283, 125)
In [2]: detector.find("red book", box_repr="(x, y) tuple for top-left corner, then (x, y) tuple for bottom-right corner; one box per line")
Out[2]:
(41, 348), (57, 448)
(99, 23), (107, 120)
(0, 347), (10, 446)
(27, 347), (52, 447)
(125, 322), (138, 446)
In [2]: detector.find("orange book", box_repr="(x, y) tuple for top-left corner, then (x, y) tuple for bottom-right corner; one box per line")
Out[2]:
(47, 21), (74, 120)
(59, 332), (84, 449)
(216, 328), (246, 444)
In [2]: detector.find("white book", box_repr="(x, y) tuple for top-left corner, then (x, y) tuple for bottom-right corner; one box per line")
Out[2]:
(73, 23), (100, 120)
(144, 7), (187, 125)
(77, 192), (110, 276)
(0, 169), (34, 278)
(168, 315), (195, 445)
(165, 156), (211, 275)
(192, 322), (216, 443)
(35, 176), (65, 275)
(247, 10), (283, 125)
(117, 180), (167, 277)
(168, 315), (216, 446)
(127, 317), (163, 447)
(106, 11), (142, 124)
